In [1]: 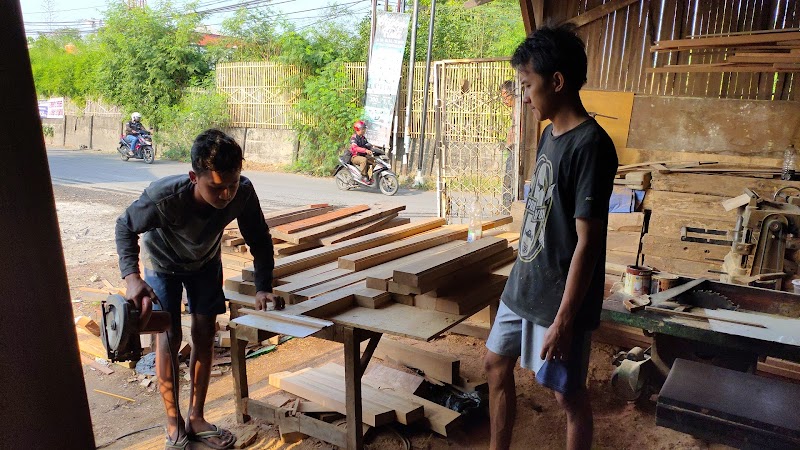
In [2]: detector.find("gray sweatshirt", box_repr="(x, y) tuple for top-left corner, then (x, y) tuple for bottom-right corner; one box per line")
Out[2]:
(115, 174), (273, 292)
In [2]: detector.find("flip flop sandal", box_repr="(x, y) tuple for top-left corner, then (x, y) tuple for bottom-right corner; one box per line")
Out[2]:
(164, 432), (190, 449)
(188, 425), (235, 450)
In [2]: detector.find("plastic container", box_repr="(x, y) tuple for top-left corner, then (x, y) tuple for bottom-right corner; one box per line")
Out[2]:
(792, 279), (800, 295)
(467, 199), (482, 242)
(782, 144), (797, 181)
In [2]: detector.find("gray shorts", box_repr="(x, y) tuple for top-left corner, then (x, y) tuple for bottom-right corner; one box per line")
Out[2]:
(486, 301), (591, 387)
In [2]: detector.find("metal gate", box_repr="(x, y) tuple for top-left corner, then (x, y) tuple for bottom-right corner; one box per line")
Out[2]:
(435, 59), (520, 223)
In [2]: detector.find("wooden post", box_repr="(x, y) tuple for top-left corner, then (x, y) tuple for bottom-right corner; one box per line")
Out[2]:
(0, 2), (95, 447)
(343, 326), (364, 449)
(229, 304), (251, 424)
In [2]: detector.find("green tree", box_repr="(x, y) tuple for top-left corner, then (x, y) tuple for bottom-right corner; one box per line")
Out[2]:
(28, 32), (102, 104)
(93, 3), (210, 128)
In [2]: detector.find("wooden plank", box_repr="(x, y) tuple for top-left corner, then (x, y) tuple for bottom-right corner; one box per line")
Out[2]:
(647, 210), (735, 240)
(292, 286), (363, 318)
(311, 364), (424, 425)
(264, 204), (331, 225)
(650, 172), (800, 198)
(273, 268), (354, 301)
(363, 363), (424, 394)
(273, 205), (408, 244)
(365, 337), (459, 384)
(641, 233), (729, 261)
(273, 205), (370, 234)
(642, 190), (736, 218)
(274, 241), (320, 256)
(643, 255), (720, 279)
(76, 328), (109, 360)
(269, 370), (396, 427)
(239, 308), (332, 329)
(647, 63), (789, 74)
(231, 313), (326, 338)
(607, 212), (645, 232)
(392, 237), (508, 287)
(651, 31), (800, 51)
(606, 231), (642, 254)
(80, 354), (114, 375)
(292, 241), (467, 303)
(431, 274), (507, 315)
(566, 0), (639, 28)
(318, 214), (398, 246)
(277, 262), (339, 284)
(411, 246), (515, 294)
(337, 227), (468, 271)
(353, 288), (391, 309)
(253, 218), (446, 278)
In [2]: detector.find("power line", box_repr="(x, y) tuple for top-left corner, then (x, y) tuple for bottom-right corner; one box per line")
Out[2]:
(297, 2), (369, 31)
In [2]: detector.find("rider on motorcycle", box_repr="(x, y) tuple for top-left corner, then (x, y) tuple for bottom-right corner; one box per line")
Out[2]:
(349, 120), (375, 184)
(124, 112), (149, 153)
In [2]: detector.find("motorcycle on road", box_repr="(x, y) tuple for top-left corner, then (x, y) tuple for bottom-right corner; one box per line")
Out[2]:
(117, 131), (155, 164)
(334, 148), (399, 196)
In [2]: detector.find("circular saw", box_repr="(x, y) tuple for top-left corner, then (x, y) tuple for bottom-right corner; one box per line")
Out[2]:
(100, 294), (171, 362)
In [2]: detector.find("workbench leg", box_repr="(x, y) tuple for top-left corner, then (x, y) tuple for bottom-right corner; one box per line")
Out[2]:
(230, 304), (250, 424)
(343, 326), (364, 450)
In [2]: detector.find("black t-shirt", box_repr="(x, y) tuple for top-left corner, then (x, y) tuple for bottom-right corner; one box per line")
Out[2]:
(501, 118), (617, 331)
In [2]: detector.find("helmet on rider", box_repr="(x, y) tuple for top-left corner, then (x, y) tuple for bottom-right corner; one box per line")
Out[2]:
(131, 112), (142, 122)
(353, 120), (366, 131)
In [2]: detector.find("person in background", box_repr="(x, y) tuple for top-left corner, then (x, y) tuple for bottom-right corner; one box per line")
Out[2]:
(350, 120), (375, 183)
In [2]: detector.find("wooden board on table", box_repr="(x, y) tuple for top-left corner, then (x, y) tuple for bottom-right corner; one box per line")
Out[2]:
(641, 233), (729, 262)
(269, 370), (396, 427)
(392, 237), (508, 288)
(273, 205), (369, 234)
(337, 227), (469, 271)
(248, 218), (447, 279)
(353, 288), (391, 309)
(310, 364), (424, 425)
(318, 214), (400, 246)
(292, 241), (467, 303)
(272, 206), (407, 244)
(273, 268), (354, 301)
(291, 282), (366, 318)
(330, 302), (477, 342)
(649, 172), (800, 198)
(264, 204), (332, 227)
(411, 246), (515, 294)
(224, 275), (257, 296)
(232, 309), (332, 338)
(425, 274), (507, 315)
(365, 337), (459, 384)
(277, 261), (339, 284)
(274, 241), (321, 256)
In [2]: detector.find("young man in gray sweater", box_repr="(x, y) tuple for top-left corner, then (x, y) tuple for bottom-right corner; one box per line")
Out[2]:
(116, 129), (282, 449)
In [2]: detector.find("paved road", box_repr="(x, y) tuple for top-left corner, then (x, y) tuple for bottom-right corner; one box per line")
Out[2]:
(47, 150), (437, 217)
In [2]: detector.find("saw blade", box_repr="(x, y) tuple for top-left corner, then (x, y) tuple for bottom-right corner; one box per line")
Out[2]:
(102, 294), (130, 356)
(679, 289), (738, 310)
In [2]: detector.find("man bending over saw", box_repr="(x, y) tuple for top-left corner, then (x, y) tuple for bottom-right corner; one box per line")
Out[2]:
(115, 129), (284, 450)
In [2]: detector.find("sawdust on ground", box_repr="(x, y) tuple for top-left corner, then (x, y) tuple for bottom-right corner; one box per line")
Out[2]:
(54, 183), (708, 450)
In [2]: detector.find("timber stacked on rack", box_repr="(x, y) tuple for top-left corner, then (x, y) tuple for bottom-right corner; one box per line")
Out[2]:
(648, 29), (800, 74)
(639, 163), (800, 278)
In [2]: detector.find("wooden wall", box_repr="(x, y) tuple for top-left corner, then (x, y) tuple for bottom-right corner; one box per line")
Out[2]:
(547, 0), (800, 101)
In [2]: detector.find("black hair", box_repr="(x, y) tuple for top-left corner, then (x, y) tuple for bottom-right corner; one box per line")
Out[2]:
(500, 79), (515, 93)
(191, 129), (244, 174)
(511, 23), (588, 92)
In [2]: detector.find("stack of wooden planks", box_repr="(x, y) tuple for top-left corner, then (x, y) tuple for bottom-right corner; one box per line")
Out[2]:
(648, 29), (800, 74)
(220, 203), (411, 271)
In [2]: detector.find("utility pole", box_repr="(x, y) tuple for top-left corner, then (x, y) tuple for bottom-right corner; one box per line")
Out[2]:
(402, 0), (420, 176)
(414, 0), (436, 186)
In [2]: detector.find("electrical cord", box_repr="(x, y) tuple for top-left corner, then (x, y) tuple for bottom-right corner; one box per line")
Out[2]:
(95, 424), (162, 448)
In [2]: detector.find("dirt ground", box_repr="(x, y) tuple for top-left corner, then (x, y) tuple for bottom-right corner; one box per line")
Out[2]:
(56, 183), (709, 450)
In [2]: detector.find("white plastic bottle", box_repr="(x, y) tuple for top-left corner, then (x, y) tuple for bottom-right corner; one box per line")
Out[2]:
(467, 199), (483, 242)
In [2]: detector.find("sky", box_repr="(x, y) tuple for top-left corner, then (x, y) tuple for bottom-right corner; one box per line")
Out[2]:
(18, 0), (382, 36)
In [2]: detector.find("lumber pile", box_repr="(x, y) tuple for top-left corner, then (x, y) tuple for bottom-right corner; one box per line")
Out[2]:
(268, 362), (463, 436)
(648, 29), (800, 73)
(220, 203), (411, 270)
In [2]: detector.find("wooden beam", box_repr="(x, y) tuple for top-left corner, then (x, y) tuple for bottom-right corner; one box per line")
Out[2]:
(337, 227), (468, 270)
(273, 205), (369, 234)
(564, 0), (638, 28)
(366, 337), (460, 384)
(392, 237), (509, 287)
(651, 31), (800, 52)
(647, 63), (789, 73)
(519, 0), (536, 34)
(271, 206), (408, 245)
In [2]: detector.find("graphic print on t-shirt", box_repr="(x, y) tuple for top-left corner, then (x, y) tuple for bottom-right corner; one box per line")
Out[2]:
(519, 154), (555, 263)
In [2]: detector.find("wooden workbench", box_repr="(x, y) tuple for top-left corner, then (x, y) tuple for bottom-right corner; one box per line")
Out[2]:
(225, 290), (497, 449)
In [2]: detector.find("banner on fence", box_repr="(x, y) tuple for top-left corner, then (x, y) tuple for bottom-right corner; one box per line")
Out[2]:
(364, 11), (410, 148)
(38, 97), (65, 119)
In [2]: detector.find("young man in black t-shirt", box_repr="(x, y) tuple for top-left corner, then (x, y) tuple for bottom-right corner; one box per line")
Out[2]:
(483, 25), (618, 450)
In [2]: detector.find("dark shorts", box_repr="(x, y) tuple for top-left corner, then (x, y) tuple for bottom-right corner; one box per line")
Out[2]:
(144, 260), (226, 327)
